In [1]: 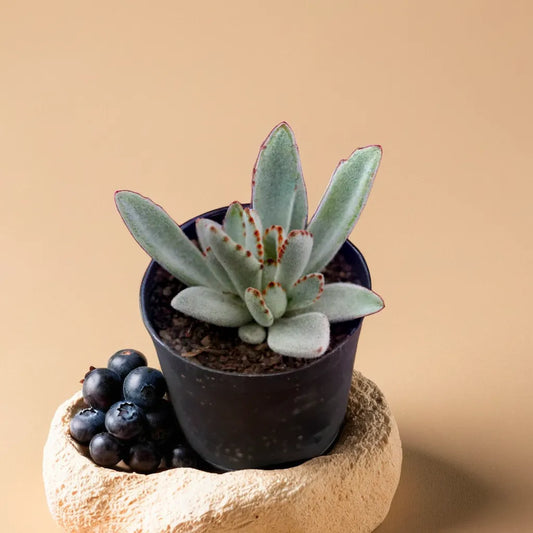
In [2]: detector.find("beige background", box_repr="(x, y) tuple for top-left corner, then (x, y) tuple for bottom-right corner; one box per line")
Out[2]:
(1, 1), (532, 531)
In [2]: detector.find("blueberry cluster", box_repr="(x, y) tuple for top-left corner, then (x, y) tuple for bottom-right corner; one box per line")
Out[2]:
(69, 349), (198, 474)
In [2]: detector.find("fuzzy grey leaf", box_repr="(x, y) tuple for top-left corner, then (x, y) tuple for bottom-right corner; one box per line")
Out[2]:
(207, 224), (262, 297)
(204, 247), (238, 294)
(306, 146), (382, 273)
(252, 123), (307, 231)
(115, 191), (217, 288)
(238, 323), (267, 344)
(244, 288), (274, 327)
(262, 282), (287, 319)
(293, 282), (384, 322)
(275, 230), (313, 289)
(261, 259), (278, 290)
(243, 208), (264, 260)
(267, 312), (330, 358)
(287, 273), (324, 311)
(263, 225), (285, 262)
(223, 202), (246, 245)
(196, 218), (221, 253)
(171, 287), (251, 327)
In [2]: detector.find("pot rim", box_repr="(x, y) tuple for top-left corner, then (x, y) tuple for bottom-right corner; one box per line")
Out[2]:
(140, 205), (372, 379)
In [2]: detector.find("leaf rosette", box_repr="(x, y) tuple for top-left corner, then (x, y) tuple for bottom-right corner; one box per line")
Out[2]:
(116, 123), (384, 358)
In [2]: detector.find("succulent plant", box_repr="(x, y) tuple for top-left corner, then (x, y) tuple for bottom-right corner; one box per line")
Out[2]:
(116, 123), (384, 358)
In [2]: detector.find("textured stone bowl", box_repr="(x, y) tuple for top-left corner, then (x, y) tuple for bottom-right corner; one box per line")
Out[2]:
(43, 372), (402, 533)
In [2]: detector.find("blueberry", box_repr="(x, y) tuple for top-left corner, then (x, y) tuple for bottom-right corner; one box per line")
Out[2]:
(145, 399), (181, 446)
(107, 349), (147, 380)
(167, 445), (198, 469)
(82, 368), (121, 411)
(89, 432), (124, 467)
(69, 408), (105, 444)
(123, 367), (166, 409)
(105, 401), (146, 440)
(125, 441), (161, 474)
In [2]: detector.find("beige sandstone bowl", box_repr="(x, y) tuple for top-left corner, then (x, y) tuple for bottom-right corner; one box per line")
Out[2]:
(43, 371), (402, 533)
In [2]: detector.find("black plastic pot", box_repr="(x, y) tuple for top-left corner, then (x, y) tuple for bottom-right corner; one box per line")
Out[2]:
(140, 206), (372, 471)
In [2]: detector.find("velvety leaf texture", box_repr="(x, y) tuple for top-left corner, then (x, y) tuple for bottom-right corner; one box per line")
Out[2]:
(306, 146), (382, 273)
(267, 313), (330, 358)
(204, 247), (237, 294)
(171, 287), (251, 327)
(115, 191), (216, 288)
(252, 123), (307, 231)
(238, 323), (267, 344)
(244, 288), (274, 327)
(243, 208), (264, 260)
(223, 202), (246, 245)
(207, 224), (262, 297)
(287, 273), (324, 311)
(275, 230), (313, 289)
(262, 282), (287, 319)
(293, 282), (384, 322)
